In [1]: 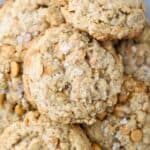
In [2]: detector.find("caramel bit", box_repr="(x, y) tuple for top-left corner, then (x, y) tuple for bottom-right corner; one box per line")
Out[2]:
(57, 92), (67, 101)
(15, 104), (25, 116)
(50, 137), (59, 146)
(114, 105), (125, 117)
(24, 118), (29, 125)
(96, 111), (107, 121)
(92, 143), (102, 150)
(44, 66), (53, 75)
(59, 0), (68, 5)
(24, 111), (40, 125)
(130, 129), (143, 142)
(10, 61), (20, 77)
(0, 94), (5, 107)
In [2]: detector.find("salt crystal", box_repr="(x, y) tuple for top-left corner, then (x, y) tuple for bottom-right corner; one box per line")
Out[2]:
(131, 46), (137, 53)
(112, 142), (120, 150)
(120, 118), (128, 125)
(73, 68), (84, 76)
(24, 33), (32, 42)
(0, 73), (4, 79)
(17, 35), (23, 45)
(17, 32), (32, 44)
(60, 42), (70, 54)
(103, 127), (109, 135)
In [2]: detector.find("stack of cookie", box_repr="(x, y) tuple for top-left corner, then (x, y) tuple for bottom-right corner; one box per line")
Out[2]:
(0, 0), (149, 149)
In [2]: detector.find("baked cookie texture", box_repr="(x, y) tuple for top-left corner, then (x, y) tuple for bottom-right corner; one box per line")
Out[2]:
(0, 0), (64, 48)
(23, 24), (123, 124)
(61, 0), (146, 41)
(0, 111), (92, 150)
(83, 76), (150, 150)
(118, 25), (150, 85)
(0, 45), (29, 133)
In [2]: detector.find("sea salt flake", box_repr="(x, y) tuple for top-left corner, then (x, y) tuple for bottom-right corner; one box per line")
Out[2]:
(17, 32), (32, 44)
(24, 33), (32, 42)
(120, 118), (128, 125)
(60, 42), (70, 54)
(17, 35), (23, 45)
(112, 142), (120, 150)
(115, 132), (122, 141)
(0, 73), (4, 80)
(131, 46), (137, 53)
(103, 127), (109, 135)
(73, 68), (84, 76)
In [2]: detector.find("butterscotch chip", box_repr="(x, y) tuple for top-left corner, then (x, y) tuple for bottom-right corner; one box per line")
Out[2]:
(92, 143), (102, 150)
(15, 105), (25, 116)
(23, 24), (123, 124)
(96, 111), (107, 121)
(114, 105), (125, 117)
(0, 94), (5, 106)
(10, 61), (20, 77)
(58, 0), (68, 5)
(130, 129), (143, 142)
(61, 0), (145, 41)
(50, 137), (59, 146)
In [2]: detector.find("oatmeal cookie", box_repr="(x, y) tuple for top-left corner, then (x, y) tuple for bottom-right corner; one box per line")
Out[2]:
(0, 111), (91, 150)
(61, 0), (146, 41)
(0, 0), (64, 48)
(118, 25), (150, 85)
(23, 24), (123, 124)
(0, 45), (29, 133)
(83, 76), (150, 150)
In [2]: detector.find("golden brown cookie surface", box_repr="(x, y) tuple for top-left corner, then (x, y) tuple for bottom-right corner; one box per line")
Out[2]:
(23, 24), (123, 124)
(61, 0), (145, 41)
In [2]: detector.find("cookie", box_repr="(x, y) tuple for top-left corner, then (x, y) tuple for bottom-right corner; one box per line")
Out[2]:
(118, 25), (150, 85)
(61, 0), (146, 41)
(0, 0), (64, 48)
(83, 76), (150, 150)
(0, 111), (92, 150)
(23, 24), (123, 124)
(0, 45), (29, 133)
